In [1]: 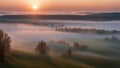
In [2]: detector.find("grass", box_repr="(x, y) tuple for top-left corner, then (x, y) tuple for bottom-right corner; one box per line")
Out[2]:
(0, 49), (120, 68)
(67, 38), (120, 60)
(0, 50), (93, 68)
(63, 54), (120, 68)
(1, 38), (120, 68)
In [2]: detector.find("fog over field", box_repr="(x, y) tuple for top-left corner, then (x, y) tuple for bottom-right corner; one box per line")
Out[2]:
(0, 20), (120, 62)
(0, 0), (120, 68)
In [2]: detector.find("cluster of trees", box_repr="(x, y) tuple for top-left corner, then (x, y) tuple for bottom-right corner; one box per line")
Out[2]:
(56, 27), (120, 34)
(73, 42), (88, 50)
(35, 41), (73, 56)
(0, 29), (73, 62)
(104, 35), (119, 42)
(0, 29), (11, 62)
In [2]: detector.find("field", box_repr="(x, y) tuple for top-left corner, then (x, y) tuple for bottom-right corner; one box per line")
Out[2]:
(0, 50), (93, 68)
(1, 38), (120, 68)
(0, 23), (120, 68)
(0, 50), (120, 68)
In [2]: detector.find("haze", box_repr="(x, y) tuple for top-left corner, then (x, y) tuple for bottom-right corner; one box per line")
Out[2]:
(0, 0), (120, 13)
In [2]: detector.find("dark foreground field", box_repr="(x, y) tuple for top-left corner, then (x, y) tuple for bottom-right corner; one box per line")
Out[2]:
(0, 50), (120, 68)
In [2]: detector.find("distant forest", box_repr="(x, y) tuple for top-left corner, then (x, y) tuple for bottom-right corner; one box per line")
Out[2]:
(0, 12), (120, 21)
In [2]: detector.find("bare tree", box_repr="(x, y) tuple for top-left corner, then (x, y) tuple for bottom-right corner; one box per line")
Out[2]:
(0, 29), (11, 62)
(35, 41), (50, 56)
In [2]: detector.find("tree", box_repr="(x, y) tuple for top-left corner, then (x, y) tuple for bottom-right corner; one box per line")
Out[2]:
(66, 48), (72, 56)
(35, 41), (50, 56)
(0, 29), (11, 62)
(62, 48), (72, 56)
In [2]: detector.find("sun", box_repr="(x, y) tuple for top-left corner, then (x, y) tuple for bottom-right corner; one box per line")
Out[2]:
(32, 4), (38, 10)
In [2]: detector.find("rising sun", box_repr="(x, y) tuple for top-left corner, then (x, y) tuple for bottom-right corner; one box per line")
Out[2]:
(32, 5), (38, 10)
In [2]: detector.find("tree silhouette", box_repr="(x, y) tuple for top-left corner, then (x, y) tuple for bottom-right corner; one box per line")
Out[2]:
(62, 48), (72, 56)
(35, 41), (50, 56)
(0, 29), (11, 62)
(66, 48), (72, 56)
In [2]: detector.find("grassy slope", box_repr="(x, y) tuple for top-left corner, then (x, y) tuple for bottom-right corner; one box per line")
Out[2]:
(1, 39), (120, 68)
(0, 50), (120, 68)
(63, 54), (120, 68)
(68, 39), (120, 59)
(0, 51), (93, 68)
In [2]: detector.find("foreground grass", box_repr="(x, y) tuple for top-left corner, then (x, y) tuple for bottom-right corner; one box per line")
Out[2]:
(63, 54), (120, 68)
(0, 50), (120, 68)
(1, 50), (93, 68)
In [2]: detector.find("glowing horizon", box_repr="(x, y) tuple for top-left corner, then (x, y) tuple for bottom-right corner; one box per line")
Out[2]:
(0, 0), (120, 13)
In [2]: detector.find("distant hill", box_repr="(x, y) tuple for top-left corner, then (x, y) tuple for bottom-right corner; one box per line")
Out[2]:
(0, 12), (120, 22)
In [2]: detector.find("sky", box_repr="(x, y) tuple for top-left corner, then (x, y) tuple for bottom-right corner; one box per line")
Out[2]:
(0, 0), (119, 13)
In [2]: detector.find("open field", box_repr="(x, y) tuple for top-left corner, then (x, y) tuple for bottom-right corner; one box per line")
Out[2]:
(0, 50), (93, 68)
(1, 50), (120, 68)
(0, 22), (120, 68)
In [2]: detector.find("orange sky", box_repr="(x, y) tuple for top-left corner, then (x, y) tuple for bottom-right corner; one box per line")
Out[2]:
(0, 0), (119, 12)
